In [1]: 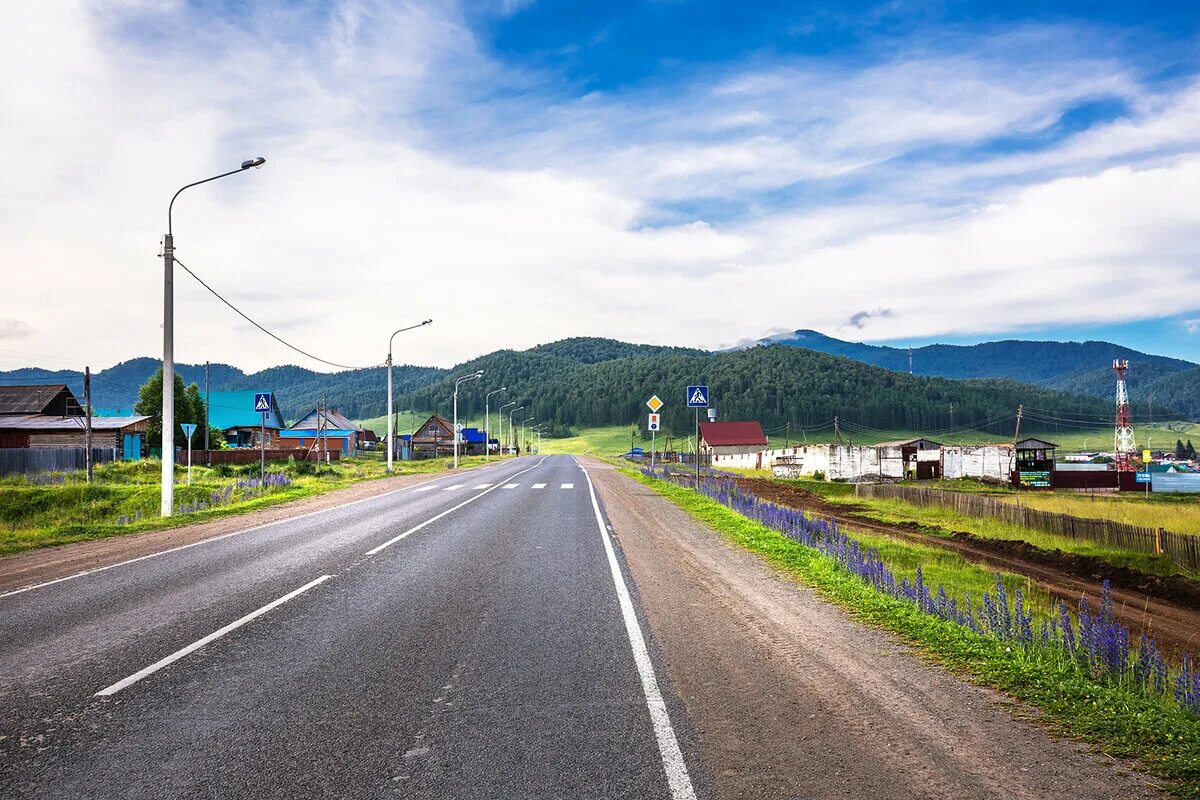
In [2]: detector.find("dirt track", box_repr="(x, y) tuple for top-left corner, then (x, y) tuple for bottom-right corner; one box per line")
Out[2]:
(588, 460), (1163, 799)
(733, 477), (1200, 660)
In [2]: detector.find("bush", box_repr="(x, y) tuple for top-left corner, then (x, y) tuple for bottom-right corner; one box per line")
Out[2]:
(812, 470), (826, 482)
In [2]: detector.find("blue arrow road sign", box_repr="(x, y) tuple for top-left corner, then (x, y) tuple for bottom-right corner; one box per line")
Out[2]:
(180, 423), (197, 439)
(254, 393), (272, 413)
(686, 385), (709, 408)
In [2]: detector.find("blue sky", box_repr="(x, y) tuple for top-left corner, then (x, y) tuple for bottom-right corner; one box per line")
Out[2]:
(3, 1), (1200, 370)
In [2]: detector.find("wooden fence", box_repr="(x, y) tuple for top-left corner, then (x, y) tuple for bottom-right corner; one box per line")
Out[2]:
(0, 447), (118, 476)
(854, 483), (1200, 574)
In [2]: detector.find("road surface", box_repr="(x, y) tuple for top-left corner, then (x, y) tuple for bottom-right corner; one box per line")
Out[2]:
(0, 455), (1163, 798)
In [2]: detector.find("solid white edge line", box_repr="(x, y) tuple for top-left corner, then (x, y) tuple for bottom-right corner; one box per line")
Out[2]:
(0, 461), (524, 600)
(95, 574), (332, 697)
(574, 457), (697, 800)
(364, 458), (547, 556)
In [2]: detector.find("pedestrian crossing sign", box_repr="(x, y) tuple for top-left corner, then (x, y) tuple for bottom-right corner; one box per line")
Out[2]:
(254, 393), (271, 413)
(686, 385), (709, 408)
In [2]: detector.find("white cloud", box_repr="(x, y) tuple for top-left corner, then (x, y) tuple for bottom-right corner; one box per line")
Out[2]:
(1, 2), (1199, 375)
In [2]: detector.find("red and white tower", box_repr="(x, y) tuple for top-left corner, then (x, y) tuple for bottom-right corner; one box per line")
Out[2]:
(1113, 359), (1136, 472)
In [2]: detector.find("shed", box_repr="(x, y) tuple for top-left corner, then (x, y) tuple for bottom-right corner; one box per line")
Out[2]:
(206, 391), (285, 449)
(0, 384), (83, 417)
(1014, 437), (1058, 488)
(699, 421), (768, 461)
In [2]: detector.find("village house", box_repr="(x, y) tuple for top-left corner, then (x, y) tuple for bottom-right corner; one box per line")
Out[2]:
(206, 390), (285, 448)
(279, 407), (366, 454)
(699, 420), (769, 466)
(410, 414), (455, 457)
(0, 385), (148, 458)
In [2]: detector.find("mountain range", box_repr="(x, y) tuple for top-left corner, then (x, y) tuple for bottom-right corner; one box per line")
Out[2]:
(747, 329), (1200, 415)
(0, 329), (1185, 431)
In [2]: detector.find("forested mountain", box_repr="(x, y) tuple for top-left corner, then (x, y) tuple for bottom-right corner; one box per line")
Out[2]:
(0, 359), (444, 421)
(747, 329), (1195, 393)
(397, 343), (1122, 438)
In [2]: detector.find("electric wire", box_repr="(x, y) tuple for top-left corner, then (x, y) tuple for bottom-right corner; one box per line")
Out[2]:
(172, 253), (379, 371)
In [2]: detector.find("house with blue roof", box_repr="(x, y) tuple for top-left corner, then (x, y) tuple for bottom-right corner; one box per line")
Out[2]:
(206, 391), (285, 448)
(279, 407), (364, 454)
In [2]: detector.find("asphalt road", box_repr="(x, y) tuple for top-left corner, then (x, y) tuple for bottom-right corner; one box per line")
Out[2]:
(0, 455), (700, 799)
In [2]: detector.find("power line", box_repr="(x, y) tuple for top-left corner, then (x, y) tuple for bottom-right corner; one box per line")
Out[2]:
(172, 253), (378, 371)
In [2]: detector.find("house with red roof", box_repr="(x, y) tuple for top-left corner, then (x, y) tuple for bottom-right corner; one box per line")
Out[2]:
(699, 420), (768, 462)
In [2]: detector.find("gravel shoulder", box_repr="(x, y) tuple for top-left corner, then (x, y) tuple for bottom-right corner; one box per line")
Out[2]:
(587, 459), (1165, 800)
(0, 467), (481, 594)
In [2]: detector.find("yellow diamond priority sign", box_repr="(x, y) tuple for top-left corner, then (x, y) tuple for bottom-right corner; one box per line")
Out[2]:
(646, 394), (663, 413)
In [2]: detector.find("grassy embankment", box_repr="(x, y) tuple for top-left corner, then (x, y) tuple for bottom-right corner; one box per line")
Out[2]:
(630, 469), (1200, 796)
(0, 454), (500, 557)
(764, 475), (1194, 579)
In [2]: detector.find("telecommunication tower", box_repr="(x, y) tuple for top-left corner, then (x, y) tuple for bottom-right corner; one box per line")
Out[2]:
(1112, 359), (1135, 472)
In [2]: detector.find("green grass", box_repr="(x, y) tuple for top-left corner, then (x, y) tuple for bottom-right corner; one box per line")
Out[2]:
(630, 469), (1200, 796)
(538, 425), (651, 456)
(0, 455), (495, 556)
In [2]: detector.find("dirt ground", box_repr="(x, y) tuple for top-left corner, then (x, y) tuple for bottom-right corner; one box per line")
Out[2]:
(731, 476), (1200, 660)
(0, 469), (468, 595)
(588, 459), (1165, 800)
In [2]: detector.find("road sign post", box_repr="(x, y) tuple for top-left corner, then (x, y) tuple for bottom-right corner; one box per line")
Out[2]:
(181, 423), (197, 486)
(253, 394), (271, 481)
(686, 386), (709, 487)
(646, 396), (663, 471)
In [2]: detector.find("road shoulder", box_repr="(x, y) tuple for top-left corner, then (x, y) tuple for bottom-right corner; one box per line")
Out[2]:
(586, 458), (1163, 800)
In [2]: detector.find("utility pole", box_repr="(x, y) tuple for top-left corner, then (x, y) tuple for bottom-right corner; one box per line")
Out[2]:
(1012, 403), (1023, 483)
(785, 420), (790, 449)
(834, 416), (841, 446)
(84, 366), (93, 483)
(949, 402), (955, 433)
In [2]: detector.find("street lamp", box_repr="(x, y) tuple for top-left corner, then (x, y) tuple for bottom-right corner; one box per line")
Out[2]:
(498, 400), (516, 457)
(386, 319), (433, 473)
(453, 370), (484, 468)
(533, 424), (545, 454)
(484, 387), (507, 462)
(522, 417), (535, 456)
(161, 157), (266, 517)
(508, 406), (524, 455)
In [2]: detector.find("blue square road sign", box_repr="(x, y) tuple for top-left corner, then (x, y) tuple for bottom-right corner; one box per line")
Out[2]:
(254, 393), (272, 413)
(686, 385), (709, 408)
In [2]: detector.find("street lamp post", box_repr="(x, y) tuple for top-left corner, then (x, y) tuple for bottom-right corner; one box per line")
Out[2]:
(498, 401), (516, 457)
(522, 417), (535, 456)
(508, 406), (524, 455)
(485, 387), (507, 462)
(453, 370), (484, 469)
(387, 320), (433, 473)
(161, 157), (265, 517)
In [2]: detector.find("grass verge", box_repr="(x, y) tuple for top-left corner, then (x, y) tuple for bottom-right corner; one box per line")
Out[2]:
(0, 455), (503, 556)
(629, 469), (1200, 797)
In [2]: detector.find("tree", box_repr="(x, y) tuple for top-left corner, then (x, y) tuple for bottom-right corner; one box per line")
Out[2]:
(1175, 439), (1187, 460)
(133, 368), (206, 448)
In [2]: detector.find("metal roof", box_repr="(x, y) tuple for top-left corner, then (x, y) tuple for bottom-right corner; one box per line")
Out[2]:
(206, 391), (285, 431)
(0, 414), (148, 431)
(874, 438), (942, 448)
(0, 385), (75, 415)
(289, 407), (359, 432)
(699, 421), (768, 447)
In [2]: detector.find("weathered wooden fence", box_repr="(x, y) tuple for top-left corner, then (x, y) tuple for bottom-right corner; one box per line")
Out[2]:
(854, 483), (1200, 574)
(0, 448), (118, 476)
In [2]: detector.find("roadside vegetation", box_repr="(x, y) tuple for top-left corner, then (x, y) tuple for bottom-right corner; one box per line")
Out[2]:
(0, 455), (499, 556)
(631, 467), (1200, 796)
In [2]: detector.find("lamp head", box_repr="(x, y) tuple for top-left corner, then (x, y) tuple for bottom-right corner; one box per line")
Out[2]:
(241, 157), (266, 170)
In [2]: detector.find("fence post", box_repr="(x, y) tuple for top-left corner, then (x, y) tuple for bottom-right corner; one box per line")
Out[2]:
(1155, 527), (1164, 556)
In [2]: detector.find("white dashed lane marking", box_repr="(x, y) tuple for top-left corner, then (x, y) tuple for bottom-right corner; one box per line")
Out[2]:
(413, 486), (439, 492)
(472, 483), (493, 489)
(532, 483), (547, 489)
(502, 483), (519, 489)
(560, 483), (574, 489)
(443, 484), (465, 491)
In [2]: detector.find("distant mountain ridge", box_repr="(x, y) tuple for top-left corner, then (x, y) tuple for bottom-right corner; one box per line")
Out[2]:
(746, 329), (1197, 407)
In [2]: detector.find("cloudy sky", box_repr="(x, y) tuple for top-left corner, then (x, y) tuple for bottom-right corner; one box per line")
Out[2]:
(4, 0), (1200, 372)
